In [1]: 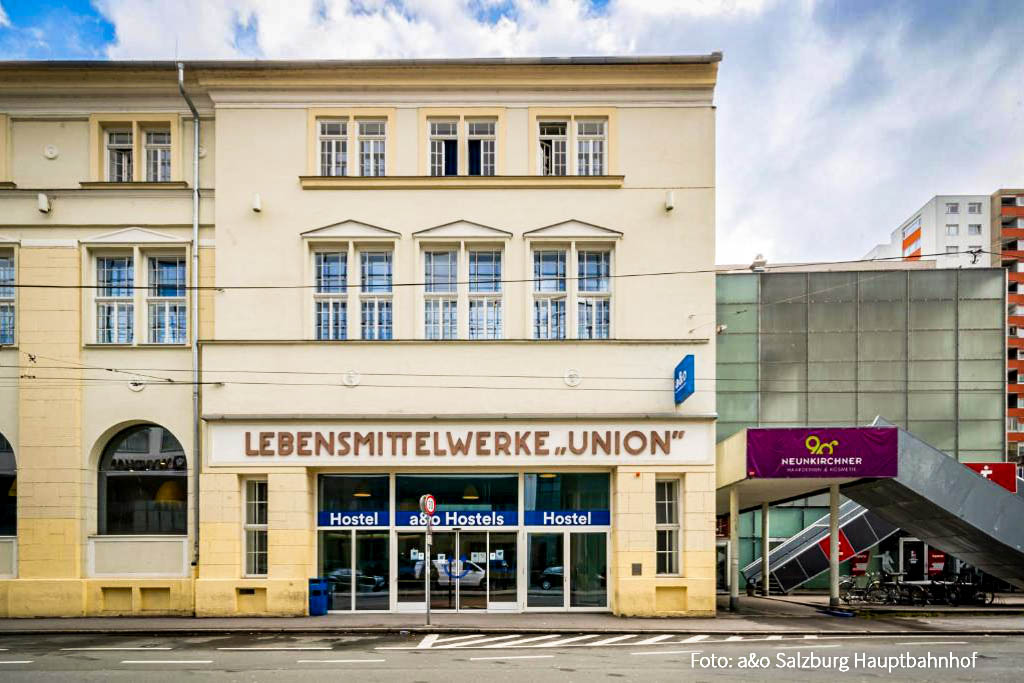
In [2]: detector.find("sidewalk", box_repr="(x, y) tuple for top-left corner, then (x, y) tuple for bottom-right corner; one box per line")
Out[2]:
(767, 591), (1024, 615)
(0, 596), (1021, 636)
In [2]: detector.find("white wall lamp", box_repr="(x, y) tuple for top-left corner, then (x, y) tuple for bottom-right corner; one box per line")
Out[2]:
(252, 193), (262, 213)
(37, 192), (50, 214)
(664, 190), (675, 212)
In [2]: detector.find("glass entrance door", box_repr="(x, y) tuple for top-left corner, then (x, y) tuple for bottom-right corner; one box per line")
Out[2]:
(397, 530), (517, 611)
(527, 531), (607, 609)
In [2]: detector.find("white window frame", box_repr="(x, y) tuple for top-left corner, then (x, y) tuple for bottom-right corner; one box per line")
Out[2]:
(945, 202), (960, 214)
(968, 202), (983, 215)
(243, 479), (268, 578)
(468, 249), (503, 339)
(532, 249), (567, 339)
(0, 252), (14, 346)
(428, 120), (459, 177)
(358, 120), (386, 177)
(467, 120), (496, 177)
(318, 120), (348, 177)
(576, 250), (611, 339)
(359, 250), (393, 340)
(105, 129), (133, 183)
(423, 250), (458, 339)
(968, 223), (982, 236)
(146, 255), (187, 344)
(946, 224), (959, 236)
(576, 120), (606, 176)
(95, 253), (135, 344)
(656, 478), (681, 576)
(314, 250), (348, 341)
(143, 130), (171, 182)
(945, 245), (959, 254)
(538, 121), (568, 176)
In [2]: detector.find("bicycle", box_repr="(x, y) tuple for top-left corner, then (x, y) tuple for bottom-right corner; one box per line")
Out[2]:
(877, 572), (927, 606)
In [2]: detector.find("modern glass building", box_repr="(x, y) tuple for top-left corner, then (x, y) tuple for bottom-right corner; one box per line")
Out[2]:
(716, 268), (1007, 584)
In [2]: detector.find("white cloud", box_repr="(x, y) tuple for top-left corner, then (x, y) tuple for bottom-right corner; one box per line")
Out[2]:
(0, 2), (10, 28)
(89, 0), (1024, 265)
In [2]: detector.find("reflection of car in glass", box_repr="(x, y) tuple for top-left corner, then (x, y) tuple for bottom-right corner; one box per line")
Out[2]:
(534, 566), (563, 591)
(326, 568), (386, 592)
(432, 559), (486, 587)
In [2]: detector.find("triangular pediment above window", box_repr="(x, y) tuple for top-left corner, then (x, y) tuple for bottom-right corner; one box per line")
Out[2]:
(84, 227), (185, 244)
(413, 220), (512, 239)
(524, 220), (622, 239)
(301, 220), (400, 239)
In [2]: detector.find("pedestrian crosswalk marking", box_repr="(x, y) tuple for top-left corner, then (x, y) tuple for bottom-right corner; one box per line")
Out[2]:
(377, 632), (851, 651)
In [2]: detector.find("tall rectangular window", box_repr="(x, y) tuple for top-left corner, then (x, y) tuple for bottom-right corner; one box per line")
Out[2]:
(429, 120), (458, 177)
(946, 224), (959, 236)
(144, 130), (171, 182)
(319, 120), (347, 177)
(147, 256), (186, 344)
(968, 224), (982, 235)
(244, 479), (268, 577)
(533, 250), (566, 340)
(106, 130), (133, 182)
(424, 250), (457, 339)
(315, 251), (347, 340)
(539, 121), (567, 176)
(469, 250), (502, 339)
(968, 202), (983, 214)
(0, 254), (13, 345)
(360, 251), (392, 340)
(576, 120), (606, 176)
(467, 120), (496, 176)
(358, 120), (386, 177)
(656, 479), (680, 575)
(96, 256), (134, 343)
(578, 250), (611, 339)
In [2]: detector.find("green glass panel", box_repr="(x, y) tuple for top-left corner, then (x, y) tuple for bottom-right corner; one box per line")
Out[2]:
(958, 420), (1003, 450)
(808, 272), (857, 303)
(809, 333), (856, 361)
(760, 334), (806, 362)
(907, 392), (955, 420)
(717, 274), (759, 304)
(858, 392), (906, 423)
(761, 302), (806, 333)
(958, 270), (1003, 299)
(907, 420), (956, 451)
(717, 303), (757, 333)
(958, 392), (1003, 420)
(761, 273), (806, 304)
(959, 299), (1003, 329)
(808, 393), (855, 423)
(809, 303), (856, 332)
(717, 333), (757, 363)
(858, 332), (906, 361)
(859, 271), (907, 301)
(910, 301), (955, 329)
(859, 301), (906, 331)
(909, 331), (955, 360)
(910, 270), (956, 300)
(958, 330), (1003, 359)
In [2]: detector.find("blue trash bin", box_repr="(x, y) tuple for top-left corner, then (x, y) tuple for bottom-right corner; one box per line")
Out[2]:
(309, 578), (328, 616)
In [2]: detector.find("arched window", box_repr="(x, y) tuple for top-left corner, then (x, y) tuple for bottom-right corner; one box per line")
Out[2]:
(99, 424), (186, 535)
(0, 433), (14, 536)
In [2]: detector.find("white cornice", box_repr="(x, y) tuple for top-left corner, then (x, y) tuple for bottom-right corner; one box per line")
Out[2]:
(301, 219), (400, 239)
(524, 220), (623, 240)
(83, 227), (185, 244)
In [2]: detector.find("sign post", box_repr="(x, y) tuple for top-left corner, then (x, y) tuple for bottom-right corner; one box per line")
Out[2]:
(419, 494), (436, 626)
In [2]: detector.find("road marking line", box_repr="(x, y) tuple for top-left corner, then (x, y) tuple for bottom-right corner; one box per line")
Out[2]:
(587, 635), (636, 646)
(537, 635), (600, 647)
(297, 659), (386, 663)
(803, 634), (818, 639)
(482, 635), (561, 648)
(776, 644), (840, 650)
(217, 647), (332, 651)
(416, 634), (485, 649)
(630, 650), (703, 657)
(634, 634), (674, 645)
(0, 661), (33, 664)
(677, 635), (710, 644)
(895, 641), (968, 646)
(120, 660), (212, 664)
(62, 647), (173, 651)
(725, 636), (745, 641)
(469, 654), (555, 661)
(765, 635), (784, 640)
(430, 634), (522, 649)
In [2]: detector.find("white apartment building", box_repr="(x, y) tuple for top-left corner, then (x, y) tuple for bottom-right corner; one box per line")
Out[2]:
(864, 195), (991, 268)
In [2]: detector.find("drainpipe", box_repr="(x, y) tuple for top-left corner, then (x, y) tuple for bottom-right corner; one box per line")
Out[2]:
(177, 63), (201, 576)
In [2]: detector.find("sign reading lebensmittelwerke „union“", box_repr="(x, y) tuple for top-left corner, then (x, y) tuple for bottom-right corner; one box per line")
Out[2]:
(208, 421), (713, 467)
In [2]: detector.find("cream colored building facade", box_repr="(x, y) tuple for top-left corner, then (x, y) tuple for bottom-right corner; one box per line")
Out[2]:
(0, 55), (720, 617)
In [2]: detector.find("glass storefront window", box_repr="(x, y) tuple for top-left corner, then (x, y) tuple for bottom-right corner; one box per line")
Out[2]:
(524, 473), (609, 510)
(319, 475), (389, 511)
(318, 529), (390, 611)
(396, 474), (517, 526)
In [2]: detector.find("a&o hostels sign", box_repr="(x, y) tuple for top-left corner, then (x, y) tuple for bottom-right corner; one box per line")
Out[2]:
(208, 421), (713, 467)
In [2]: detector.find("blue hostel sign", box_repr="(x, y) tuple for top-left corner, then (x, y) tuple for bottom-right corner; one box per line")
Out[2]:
(674, 354), (695, 405)
(524, 510), (611, 526)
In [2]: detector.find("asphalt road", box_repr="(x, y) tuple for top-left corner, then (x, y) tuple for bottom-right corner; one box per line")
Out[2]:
(0, 630), (1014, 681)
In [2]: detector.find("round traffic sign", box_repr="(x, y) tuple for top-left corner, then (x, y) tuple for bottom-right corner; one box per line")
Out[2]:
(420, 494), (436, 515)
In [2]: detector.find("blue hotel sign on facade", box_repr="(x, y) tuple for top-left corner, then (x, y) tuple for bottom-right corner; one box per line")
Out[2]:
(674, 354), (695, 405)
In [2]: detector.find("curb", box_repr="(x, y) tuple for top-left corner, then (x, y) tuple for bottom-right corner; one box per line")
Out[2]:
(2, 627), (1024, 637)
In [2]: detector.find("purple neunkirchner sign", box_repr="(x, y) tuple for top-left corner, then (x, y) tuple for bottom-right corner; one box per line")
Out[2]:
(746, 427), (898, 479)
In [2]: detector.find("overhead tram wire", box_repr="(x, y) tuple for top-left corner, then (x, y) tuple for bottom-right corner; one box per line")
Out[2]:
(0, 249), (996, 292)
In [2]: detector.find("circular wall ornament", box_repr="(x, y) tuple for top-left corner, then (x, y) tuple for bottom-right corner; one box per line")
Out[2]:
(43, 144), (59, 159)
(564, 368), (582, 387)
(198, 146), (208, 158)
(342, 370), (361, 387)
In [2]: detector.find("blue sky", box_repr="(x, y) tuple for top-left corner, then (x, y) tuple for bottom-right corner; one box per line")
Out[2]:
(1, 0), (1022, 264)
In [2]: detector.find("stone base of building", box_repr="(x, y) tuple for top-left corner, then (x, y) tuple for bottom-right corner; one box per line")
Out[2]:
(0, 579), (194, 617)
